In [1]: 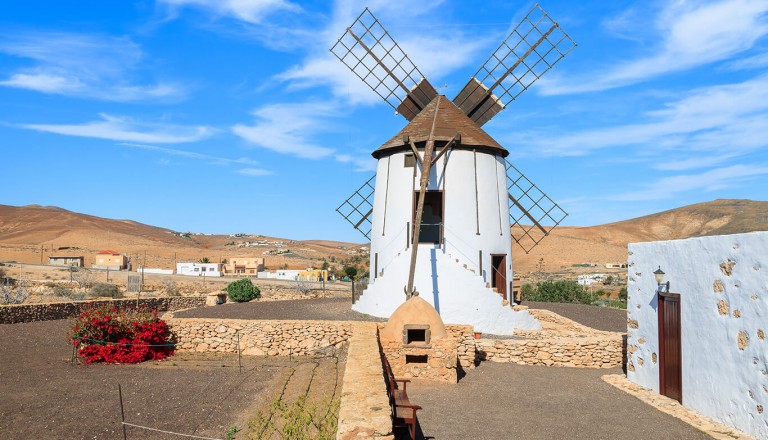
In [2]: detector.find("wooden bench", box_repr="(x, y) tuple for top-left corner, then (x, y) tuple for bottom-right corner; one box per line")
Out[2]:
(382, 355), (421, 440)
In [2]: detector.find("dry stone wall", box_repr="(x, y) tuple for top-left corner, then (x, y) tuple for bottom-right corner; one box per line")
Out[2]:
(0, 296), (205, 324)
(476, 309), (625, 368)
(167, 318), (352, 357)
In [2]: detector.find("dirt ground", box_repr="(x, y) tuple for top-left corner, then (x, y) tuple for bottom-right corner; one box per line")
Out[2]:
(524, 301), (627, 332)
(407, 362), (711, 440)
(0, 319), (345, 440)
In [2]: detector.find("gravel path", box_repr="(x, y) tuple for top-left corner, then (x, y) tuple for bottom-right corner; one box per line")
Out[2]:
(525, 301), (628, 332)
(174, 297), (386, 322)
(406, 362), (710, 440)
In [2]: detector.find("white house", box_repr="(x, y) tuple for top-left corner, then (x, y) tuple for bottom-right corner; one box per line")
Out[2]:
(577, 274), (606, 285)
(351, 97), (539, 335)
(257, 270), (301, 281)
(627, 231), (767, 439)
(176, 262), (222, 277)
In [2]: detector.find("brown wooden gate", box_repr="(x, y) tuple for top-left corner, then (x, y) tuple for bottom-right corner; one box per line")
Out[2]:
(658, 292), (682, 403)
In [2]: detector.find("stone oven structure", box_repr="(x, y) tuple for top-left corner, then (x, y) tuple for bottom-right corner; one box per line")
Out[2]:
(379, 296), (458, 383)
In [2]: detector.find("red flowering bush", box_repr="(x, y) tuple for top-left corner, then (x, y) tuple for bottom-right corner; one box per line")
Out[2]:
(69, 305), (175, 364)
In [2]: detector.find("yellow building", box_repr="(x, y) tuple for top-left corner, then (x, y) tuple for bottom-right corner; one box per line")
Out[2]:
(297, 269), (329, 282)
(93, 250), (127, 270)
(223, 257), (265, 276)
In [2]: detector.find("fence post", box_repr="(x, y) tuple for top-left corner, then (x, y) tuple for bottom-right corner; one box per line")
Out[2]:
(351, 279), (356, 304)
(118, 384), (128, 440)
(236, 331), (242, 374)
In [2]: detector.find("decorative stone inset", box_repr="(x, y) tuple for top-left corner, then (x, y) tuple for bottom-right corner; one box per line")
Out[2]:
(652, 353), (657, 364)
(638, 337), (646, 344)
(628, 319), (639, 329)
(737, 331), (749, 350)
(720, 260), (736, 276)
(757, 329), (765, 340)
(627, 361), (635, 372)
(713, 280), (725, 293)
(717, 300), (729, 316)
(758, 405), (764, 414)
(637, 357), (644, 366)
(733, 309), (741, 318)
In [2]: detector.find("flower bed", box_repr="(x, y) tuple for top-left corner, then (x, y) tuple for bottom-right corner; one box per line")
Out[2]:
(70, 306), (175, 364)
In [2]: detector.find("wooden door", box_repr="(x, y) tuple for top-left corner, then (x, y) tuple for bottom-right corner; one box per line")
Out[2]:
(491, 255), (507, 300)
(658, 292), (682, 403)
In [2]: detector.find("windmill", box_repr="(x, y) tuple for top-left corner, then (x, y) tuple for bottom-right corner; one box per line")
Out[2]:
(332, 4), (575, 335)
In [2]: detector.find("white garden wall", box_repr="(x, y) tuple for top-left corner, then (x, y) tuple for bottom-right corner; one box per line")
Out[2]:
(627, 231), (768, 438)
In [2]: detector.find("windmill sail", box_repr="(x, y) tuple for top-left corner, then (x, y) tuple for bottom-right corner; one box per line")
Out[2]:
(454, 4), (576, 126)
(336, 175), (376, 240)
(506, 160), (567, 253)
(330, 8), (437, 121)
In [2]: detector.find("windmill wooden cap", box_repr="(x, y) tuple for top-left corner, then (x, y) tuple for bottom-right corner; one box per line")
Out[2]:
(372, 95), (508, 159)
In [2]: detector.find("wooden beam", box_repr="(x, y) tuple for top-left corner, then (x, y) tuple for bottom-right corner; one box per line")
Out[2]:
(430, 133), (459, 166)
(408, 139), (423, 166)
(508, 194), (548, 235)
(405, 96), (441, 298)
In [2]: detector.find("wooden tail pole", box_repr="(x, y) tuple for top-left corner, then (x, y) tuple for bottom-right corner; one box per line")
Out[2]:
(405, 96), (442, 299)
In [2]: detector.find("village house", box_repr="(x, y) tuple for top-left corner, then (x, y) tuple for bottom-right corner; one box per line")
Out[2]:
(222, 257), (264, 276)
(176, 262), (222, 277)
(92, 250), (127, 270)
(48, 255), (84, 267)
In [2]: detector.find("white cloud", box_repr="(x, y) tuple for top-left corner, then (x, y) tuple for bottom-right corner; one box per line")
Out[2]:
(610, 165), (768, 201)
(158, 0), (300, 24)
(540, 0), (768, 94)
(21, 114), (213, 144)
(121, 143), (261, 167)
(236, 167), (274, 176)
(724, 52), (768, 71)
(232, 102), (337, 159)
(514, 73), (768, 167)
(335, 153), (376, 172)
(0, 31), (186, 101)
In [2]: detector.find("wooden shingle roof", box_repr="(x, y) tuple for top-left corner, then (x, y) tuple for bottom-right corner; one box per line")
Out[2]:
(372, 95), (508, 159)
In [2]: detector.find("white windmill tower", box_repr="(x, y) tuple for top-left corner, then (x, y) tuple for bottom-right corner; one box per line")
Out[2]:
(332, 5), (575, 335)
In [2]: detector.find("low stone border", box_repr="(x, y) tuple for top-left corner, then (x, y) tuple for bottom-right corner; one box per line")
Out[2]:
(167, 318), (352, 356)
(475, 309), (625, 368)
(0, 296), (206, 324)
(337, 323), (394, 440)
(602, 374), (755, 440)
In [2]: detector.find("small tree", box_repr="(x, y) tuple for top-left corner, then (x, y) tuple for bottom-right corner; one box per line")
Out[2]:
(604, 275), (614, 285)
(321, 260), (329, 271)
(199, 257), (211, 263)
(226, 278), (260, 302)
(89, 283), (122, 298)
(344, 266), (357, 279)
(618, 287), (628, 301)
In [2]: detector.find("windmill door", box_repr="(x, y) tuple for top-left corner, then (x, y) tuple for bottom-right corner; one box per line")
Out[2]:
(491, 255), (507, 300)
(658, 292), (682, 403)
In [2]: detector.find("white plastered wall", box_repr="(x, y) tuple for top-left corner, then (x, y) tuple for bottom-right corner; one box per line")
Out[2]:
(627, 232), (768, 438)
(360, 149), (537, 335)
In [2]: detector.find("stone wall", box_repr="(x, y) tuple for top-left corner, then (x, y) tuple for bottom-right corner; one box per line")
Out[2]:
(167, 318), (352, 357)
(379, 335), (458, 383)
(336, 323), (394, 440)
(475, 310), (625, 368)
(0, 296), (205, 324)
(445, 324), (477, 369)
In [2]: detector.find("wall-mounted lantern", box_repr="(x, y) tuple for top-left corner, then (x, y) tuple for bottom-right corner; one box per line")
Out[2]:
(654, 266), (670, 293)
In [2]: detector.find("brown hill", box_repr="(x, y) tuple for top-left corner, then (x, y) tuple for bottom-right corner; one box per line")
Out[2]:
(513, 199), (768, 272)
(1, 199), (765, 275)
(0, 204), (364, 270)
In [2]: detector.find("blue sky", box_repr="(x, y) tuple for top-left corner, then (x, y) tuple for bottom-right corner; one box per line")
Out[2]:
(1, 0), (767, 242)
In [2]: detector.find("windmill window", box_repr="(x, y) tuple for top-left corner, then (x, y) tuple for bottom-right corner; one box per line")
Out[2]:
(404, 153), (416, 168)
(413, 190), (443, 244)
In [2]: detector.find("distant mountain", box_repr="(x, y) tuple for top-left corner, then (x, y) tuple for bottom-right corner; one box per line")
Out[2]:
(513, 199), (768, 272)
(1, 200), (765, 273)
(0, 204), (363, 269)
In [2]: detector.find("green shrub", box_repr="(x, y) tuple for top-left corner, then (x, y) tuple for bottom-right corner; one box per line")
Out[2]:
(520, 280), (595, 304)
(89, 283), (122, 298)
(53, 285), (72, 297)
(618, 287), (628, 301)
(226, 278), (260, 302)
